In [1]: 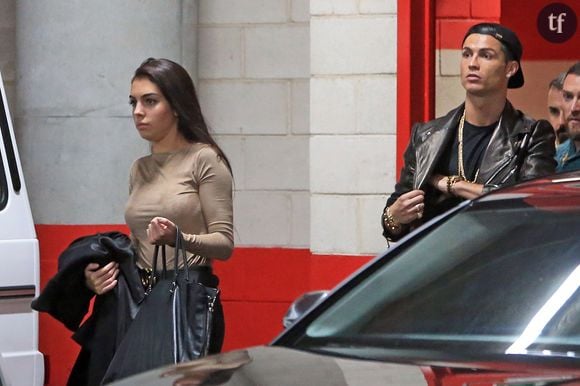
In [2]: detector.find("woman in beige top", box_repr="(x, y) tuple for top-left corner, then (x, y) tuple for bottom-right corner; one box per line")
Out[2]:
(84, 57), (234, 354)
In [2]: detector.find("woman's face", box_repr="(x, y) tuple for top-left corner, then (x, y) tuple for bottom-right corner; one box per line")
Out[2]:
(129, 77), (179, 144)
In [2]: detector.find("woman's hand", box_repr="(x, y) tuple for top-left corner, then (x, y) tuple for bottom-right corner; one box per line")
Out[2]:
(147, 217), (178, 246)
(390, 190), (425, 224)
(84, 261), (119, 295)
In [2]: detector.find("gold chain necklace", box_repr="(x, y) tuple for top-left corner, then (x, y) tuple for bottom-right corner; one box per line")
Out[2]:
(457, 109), (479, 183)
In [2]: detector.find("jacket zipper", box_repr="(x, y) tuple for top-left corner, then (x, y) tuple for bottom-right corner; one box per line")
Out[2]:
(202, 290), (218, 356)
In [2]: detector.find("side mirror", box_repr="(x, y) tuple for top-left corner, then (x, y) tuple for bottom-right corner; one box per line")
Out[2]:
(282, 290), (329, 328)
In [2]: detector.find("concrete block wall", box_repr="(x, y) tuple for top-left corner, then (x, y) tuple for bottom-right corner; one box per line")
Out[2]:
(15, 1), (198, 226)
(197, 0), (310, 248)
(310, 0), (397, 255)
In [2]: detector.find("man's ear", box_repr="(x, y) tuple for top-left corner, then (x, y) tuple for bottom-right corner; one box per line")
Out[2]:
(506, 61), (519, 78)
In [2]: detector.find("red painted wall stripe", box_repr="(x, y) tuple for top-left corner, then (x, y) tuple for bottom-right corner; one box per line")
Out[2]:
(436, 0), (500, 50)
(438, 19), (489, 49)
(436, 0), (470, 19)
(396, 0), (435, 175)
(471, 0), (501, 19)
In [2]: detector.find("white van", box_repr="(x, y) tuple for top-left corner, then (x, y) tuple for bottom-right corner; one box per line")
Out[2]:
(0, 72), (44, 385)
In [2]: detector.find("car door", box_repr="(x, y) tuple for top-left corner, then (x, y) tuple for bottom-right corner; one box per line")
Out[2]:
(0, 72), (44, 386)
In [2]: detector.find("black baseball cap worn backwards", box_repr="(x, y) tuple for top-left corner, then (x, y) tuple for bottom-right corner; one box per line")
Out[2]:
(462, 23), (524, 89)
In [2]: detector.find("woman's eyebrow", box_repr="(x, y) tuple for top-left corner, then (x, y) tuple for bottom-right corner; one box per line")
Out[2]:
(138, 92), (159, 98)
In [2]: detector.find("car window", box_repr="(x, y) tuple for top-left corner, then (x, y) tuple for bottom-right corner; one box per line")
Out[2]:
(297, 201), (580, 359)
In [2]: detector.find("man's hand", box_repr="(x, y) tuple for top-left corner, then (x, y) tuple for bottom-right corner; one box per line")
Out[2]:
(390, 190), (425, 224)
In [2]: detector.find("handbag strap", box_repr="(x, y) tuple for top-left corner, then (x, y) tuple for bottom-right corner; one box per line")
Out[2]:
(151, 225), (188, 288)
(173, 225), (189, 282)
(149, 226), (198, 290)
(150, 245), (165, 292)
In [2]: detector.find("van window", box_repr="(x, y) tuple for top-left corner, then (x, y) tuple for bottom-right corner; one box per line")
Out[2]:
(0, 156), (6, 211)
(0, 92), (17, 211)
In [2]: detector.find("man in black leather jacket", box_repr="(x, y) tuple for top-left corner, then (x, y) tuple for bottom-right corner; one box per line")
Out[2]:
(382, 23), (556, 242)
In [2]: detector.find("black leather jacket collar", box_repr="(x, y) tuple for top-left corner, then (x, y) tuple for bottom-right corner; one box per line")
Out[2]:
(413, 101), (553, 189)
(384, 100), (556, 241)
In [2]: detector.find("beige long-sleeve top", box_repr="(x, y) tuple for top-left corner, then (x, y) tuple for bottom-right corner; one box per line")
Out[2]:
(125, 143), (234, 269)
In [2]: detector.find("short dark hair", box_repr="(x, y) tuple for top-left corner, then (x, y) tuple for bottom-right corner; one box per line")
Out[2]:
(565, 62), (580, 78)
(549, 72), (566, 90)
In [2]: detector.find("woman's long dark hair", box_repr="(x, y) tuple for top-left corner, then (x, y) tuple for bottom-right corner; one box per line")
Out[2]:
(132, 58), (232, 173)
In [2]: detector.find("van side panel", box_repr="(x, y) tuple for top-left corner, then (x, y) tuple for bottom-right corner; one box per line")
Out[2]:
(0, 72), (43, 385)
(0, 240), (38, 286)
(0, 352), (44, 386)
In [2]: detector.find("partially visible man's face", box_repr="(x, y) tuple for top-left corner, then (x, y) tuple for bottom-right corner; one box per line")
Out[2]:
(562, 73), (580, 142)
(547, 86), (567, 144)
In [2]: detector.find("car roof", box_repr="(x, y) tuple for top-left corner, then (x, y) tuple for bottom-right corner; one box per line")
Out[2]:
(477, 171), (580, 209)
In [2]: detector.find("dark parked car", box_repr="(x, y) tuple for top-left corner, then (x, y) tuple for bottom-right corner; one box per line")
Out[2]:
(109, 171), (580, 386)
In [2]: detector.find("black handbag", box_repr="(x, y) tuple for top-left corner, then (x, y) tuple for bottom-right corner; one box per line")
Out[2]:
(102, 229), (219, 384)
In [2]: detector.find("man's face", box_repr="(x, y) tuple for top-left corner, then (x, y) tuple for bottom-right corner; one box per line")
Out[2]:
(562, 73), (580, 142)
(547, 86), (567, 143)
(460, 34), (516, 96)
